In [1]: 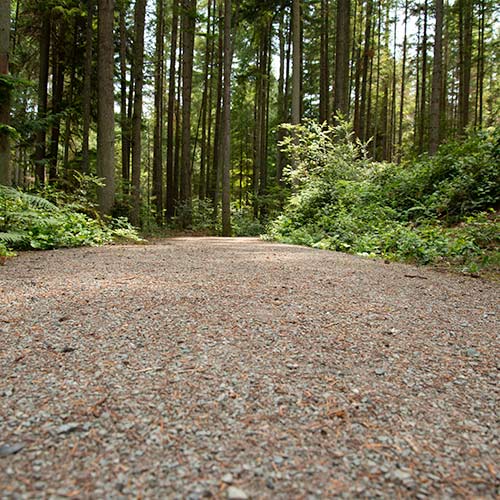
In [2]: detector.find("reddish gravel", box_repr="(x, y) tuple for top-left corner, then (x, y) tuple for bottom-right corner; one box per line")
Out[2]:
(0, 237), (498, 499)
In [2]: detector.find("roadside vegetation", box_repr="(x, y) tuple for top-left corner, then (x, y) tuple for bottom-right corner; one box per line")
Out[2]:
(265, 122), (499, 277)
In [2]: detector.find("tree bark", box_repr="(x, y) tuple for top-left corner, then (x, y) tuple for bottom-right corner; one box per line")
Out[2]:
(34, 10), (50, 185)
(429, 0), (443, 154)
(291, 0), (301, 125)
(458, 0), (473, 133)
(319, 0), (329, 123)
(119, 5), (131, 190)
(180, 0), (196, 227)
(221, 0), (232, 236)
(153, 0), (165, 223)
(81, 0), (93, 175)
(166, 0), (179, 220)
(130, 0), (147, 226)
(97, 0), (116, 215)
(0, 0), (11, 186)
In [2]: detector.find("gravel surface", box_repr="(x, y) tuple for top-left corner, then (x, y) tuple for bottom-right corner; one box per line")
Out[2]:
(1, 237), (498, 499)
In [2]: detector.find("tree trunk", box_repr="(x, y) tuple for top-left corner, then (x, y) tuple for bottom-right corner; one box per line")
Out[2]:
(0, 0), (10, 186)
(221, 0), (232, 236)
(180, 0), (196, 227)
(210, 7), (223, 211)
(48, 18), (65, 183)
(198, 0), (212, 200)
(166, 1), (179, 220)
(359, 0), (373, 142)
(81, 0), (93, 175)
(130, 0), (147, 226)
(275, 7), (287, 182)
(397, 0), (408, 160)
(418, 0), (428, 153)
(119, 5), (131, 190)
(63, 22), (78, 175)
(97, 0), (116, 215)
(429, 0), (443, 154)
(458, 0), (473, 133)
(291, 0), (301, 125)
(34, 11), (50, 185)
(153, 0), (165, 223)
(319, 0), (329, 123)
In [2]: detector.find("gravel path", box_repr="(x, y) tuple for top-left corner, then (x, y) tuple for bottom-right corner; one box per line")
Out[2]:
(1, 237), (498, 499)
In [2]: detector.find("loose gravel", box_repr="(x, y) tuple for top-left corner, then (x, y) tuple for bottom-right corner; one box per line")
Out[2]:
(0, 237), (498, 499)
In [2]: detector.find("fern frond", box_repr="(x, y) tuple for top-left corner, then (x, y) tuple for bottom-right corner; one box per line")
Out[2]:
(0, 232), (27, 244)
(0, 186), (57, 211)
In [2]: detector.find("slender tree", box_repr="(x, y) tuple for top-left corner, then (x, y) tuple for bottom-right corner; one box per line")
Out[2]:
(458, 0), (473, 133)
(221, 0), (232, 236)
(96, 0), (116, 215)
(34, 9), (50, 185)
(166, 0), (179, 220)
(0, 0), (10, 186)
(291, 0), (301, 125)
(319, 0), (329, 123)
(152, 0), (165, 222)
(180, 0), (196, 226)
(119, 3), (131, 188)
(130, 0), (147, 225)
(429, 0), (444, 154)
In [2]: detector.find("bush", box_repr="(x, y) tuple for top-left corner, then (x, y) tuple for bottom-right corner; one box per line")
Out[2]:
(0, 185), (142, 256)
(267, 121), (499, 275)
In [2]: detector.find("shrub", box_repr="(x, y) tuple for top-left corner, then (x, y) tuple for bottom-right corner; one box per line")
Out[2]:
(267, 121), (499, 275)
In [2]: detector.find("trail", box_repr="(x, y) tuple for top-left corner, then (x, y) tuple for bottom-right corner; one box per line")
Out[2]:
(1, 237), (498, 498)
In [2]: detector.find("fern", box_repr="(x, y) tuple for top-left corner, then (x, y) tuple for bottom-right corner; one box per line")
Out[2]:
(0, 232), (27, 245)
(0, 186), (57, 211)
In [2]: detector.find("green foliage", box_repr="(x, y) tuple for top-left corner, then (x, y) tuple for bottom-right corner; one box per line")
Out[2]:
(0, 184), (142, 256)
(267, 122), (500, 275)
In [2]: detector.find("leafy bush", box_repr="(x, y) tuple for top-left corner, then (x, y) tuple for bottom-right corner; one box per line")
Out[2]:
(0, 184), (142, 260)
(267, 121), (499, 275)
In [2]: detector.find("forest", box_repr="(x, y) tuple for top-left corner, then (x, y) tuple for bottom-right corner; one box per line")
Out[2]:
(0, 0), (499, 273)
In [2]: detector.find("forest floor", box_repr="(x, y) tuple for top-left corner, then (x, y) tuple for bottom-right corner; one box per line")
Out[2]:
(0, 237), (498, 499)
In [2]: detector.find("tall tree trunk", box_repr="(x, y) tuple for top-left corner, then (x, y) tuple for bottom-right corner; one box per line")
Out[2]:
(119, 5), (131, 190)
(474, 0), (485, 127)
(319, 0), (329, 123)
(48, 18), (65, 183)
(221, 0), (232, 236)
(210, 7), (223, 211)
(418, 0), (428, 153)
(130, 0), (147, 226)
(63, 22), (77, 175)
(180, 0), (196, 227)
(291, 0), (301, 125)
(153, 0), (165, 223)
(397, 0), (408, 160)
(34, 11), (50, 185)
(458, 0), (472, 133)
(372, 0), (382, 158)
(0, 0), (10, 185)
(359, 0), (372, 142)
(198, 0), (212, 200)
(429, 0), (443, 154)
(166, 1), (179, 220)
(81, 0), (93, 174)
(352, 2), (363, 136)
(276, 7), (287, 182)
(97, 0), (116, 215)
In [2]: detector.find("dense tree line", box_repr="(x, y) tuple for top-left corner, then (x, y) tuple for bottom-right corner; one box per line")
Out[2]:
(0, 0), (498, 231)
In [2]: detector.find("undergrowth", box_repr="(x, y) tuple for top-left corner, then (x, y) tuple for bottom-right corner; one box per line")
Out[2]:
(0, 177), (142, 263)
(266, 121), (499, 276)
